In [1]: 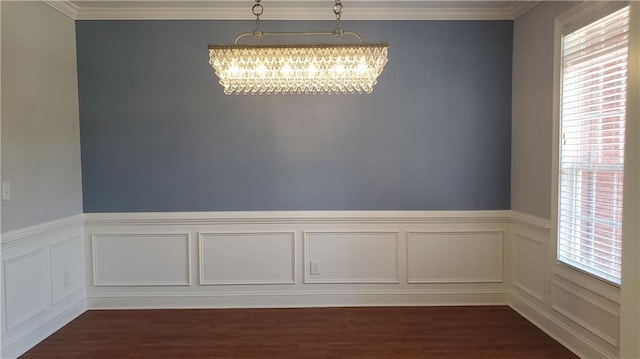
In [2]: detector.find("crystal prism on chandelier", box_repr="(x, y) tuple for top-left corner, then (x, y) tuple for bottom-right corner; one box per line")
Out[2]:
(208, 0), (388, 95)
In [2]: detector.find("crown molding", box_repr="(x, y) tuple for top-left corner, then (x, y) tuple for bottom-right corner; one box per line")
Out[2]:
(42, 0), (79, 19)
(509, 1), (542, 19)
(43, 1), (540, 21)
(75, 7), (513, 21)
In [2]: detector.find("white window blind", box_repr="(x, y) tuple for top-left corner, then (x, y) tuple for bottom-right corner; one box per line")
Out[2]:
(558, 6), (629, 285)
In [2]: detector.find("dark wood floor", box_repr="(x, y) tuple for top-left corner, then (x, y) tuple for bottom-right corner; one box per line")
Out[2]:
(22, 306), (577, 358)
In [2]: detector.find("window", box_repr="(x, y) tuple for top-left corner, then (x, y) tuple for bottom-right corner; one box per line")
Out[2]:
(557, 6), (629, 285)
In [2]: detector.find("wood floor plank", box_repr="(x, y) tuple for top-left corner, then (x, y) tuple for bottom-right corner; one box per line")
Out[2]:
(21, 306), (578, 358)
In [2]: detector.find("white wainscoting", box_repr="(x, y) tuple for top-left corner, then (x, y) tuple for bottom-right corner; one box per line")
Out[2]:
(3, 248), (50, 332)
(304, 231), (399, 284)
(512, 230), (546, 302)
(509, 211), (621, 359)
(407, 231), (503, 284)
(1, 215), (86, 359)
(51, 236), (85, 304)
(551, 279), (619, 347)
(84, 211), (510, 309)
(92, 233), (191, 286)
(5, 210), (633, 358)
(199, 232), (295, 285)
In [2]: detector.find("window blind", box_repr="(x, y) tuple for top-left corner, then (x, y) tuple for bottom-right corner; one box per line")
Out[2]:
(558, 6), (629, 285)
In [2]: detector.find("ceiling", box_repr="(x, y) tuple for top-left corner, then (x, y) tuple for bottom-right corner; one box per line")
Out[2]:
(44, 0), (541, 20)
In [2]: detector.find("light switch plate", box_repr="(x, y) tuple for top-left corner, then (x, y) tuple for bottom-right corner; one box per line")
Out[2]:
(2, 181), (11, 200)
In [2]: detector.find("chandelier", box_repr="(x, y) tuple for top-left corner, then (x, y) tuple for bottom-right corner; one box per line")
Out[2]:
(208, 0), (388, 95)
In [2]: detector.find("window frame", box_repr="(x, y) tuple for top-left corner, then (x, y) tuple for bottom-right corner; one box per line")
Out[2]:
(551, 1), (629, 288)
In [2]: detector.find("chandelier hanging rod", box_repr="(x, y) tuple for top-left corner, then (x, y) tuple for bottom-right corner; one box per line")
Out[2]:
(234, 0), (363, 44)
(234, 30), (363, 44)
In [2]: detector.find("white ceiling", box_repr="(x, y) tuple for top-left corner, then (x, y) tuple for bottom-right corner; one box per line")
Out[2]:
(44, 0), (541, 20)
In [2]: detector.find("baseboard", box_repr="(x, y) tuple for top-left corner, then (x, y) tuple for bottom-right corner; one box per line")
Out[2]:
(1, 299), (87, 359)
(88, 289), (509, 309)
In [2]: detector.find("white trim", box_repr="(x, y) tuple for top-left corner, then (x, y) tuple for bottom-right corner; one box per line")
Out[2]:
(0, 0), (3, 346)
(41, 1), (537, 21)
(49, 236), (84, 305)
(512, 231), (546, 302)
(510, 292), (615, 359)
(42, 0), (78, 19)
(509, 209), (622, 356)
(302, 231), (400, 284)
(510, 211), (550, 232)
(2, 210), (621, 357)
(83, 211), (509, 310)
(551, 281), (619, 347)
(1, 214), (84, 246)
(509, 1), (541, 19)
(556, 1), (629, 36)
(75, 7), (514, 21)
(49, 233), (82, 247)
(87, 289), (509, 309)
(1, 215), (87, 358)
(513, 280), (544, 303)
(406, 230), (504, 284)
(1, 299), (86, 359)
(512, 229), (547, 245)
(197, 231), (296, 286)
(91, 233), (192, 287)
(409, 278), (503, 284)
(552, 266), (621, 304)
(620, 2), (640, 357)
(84, 210), (510, 226)
(3, 248), (51, 332)
(550, 0), (563, 306)
(88, 288), (508, 298)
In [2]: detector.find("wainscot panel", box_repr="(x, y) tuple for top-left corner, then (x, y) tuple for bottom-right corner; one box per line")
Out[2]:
(407, 231), (503, 284)
(3, 248), (50, 331)
(1, 215), (86, 359)
(512, 230), (546, 302)
(199, 232), (295, 285)
(92, 233), (191, 286)
(51, 236), (84, 303)
(304, 231), (399, 284)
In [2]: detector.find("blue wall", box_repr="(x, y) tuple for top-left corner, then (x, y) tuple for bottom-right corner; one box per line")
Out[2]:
(76, 20), (512, 212)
